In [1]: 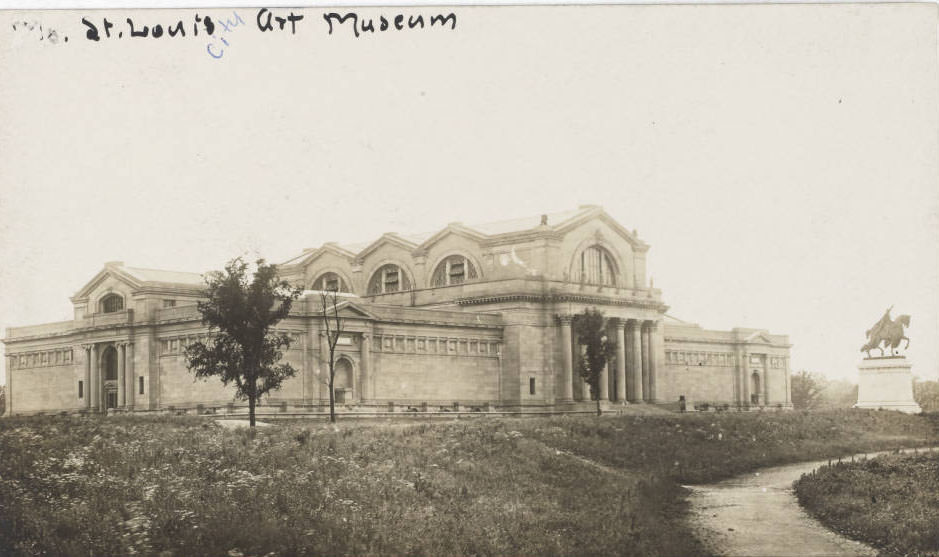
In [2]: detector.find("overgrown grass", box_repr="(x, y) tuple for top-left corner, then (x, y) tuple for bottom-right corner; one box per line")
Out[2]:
(0, 409), (936, 556)
(794, 450), (939, 557)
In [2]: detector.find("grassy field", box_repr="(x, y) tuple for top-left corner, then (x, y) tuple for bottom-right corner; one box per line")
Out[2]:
(794, 450), (939, 557)
(0, 409), (937, 557)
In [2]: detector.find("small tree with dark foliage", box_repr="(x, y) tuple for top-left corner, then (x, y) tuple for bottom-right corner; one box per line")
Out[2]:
(185, 257), (302, 427)
(574, 308), (616, 416)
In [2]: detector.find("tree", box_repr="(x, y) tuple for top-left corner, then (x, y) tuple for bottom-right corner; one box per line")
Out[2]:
(319, 288), (345, 423)
(574, 308), (616, 416)
(184, 257), (302, 427)
(790, 370), (826, 410)
(0, 384), (5, 417)
(913, 378), (939, 413)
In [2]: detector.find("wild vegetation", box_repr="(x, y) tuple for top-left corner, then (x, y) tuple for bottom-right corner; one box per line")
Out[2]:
(794, 451), (939, 557)
(0, 409), (936, 556)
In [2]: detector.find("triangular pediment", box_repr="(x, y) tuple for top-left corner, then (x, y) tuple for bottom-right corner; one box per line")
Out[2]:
(310, 298), (377, 320)
(354, 233), (418, 263)
(71, 264), (142, 301)
(413, 224), (486, 255)
(554, 207), (649, 251)
(745, 331), (774, 344)
(296, 242), (357, 267)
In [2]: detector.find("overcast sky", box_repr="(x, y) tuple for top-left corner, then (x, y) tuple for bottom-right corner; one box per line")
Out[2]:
(1, 4), (936, 386)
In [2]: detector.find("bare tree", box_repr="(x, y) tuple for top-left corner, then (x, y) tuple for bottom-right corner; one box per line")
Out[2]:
(320, 289), (344, 423)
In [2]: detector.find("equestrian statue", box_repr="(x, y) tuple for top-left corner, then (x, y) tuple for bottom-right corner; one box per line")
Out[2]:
(861, 306), (911, 358)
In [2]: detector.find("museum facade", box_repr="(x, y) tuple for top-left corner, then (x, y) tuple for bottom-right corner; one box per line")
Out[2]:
(2, 206), (792, 415)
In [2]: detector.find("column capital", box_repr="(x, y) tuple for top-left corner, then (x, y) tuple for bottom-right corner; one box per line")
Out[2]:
(80, 343), (94, 351)
(612, 318), (627, 330)
(557, 314), (573, 325)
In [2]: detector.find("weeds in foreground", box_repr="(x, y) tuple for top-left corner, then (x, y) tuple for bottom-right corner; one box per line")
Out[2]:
(794, 450), (939, 557)
(0, 409), (935, 556)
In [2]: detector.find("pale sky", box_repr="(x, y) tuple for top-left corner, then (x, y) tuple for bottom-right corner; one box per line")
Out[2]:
(1, 4), (937, 386)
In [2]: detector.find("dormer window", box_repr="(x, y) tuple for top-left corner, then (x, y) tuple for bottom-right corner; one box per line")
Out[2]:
(312, 272), (348, 293)
(99, 294), (124, 313)
(367, 264), (410, 295)
(431, 255), (478, 287)
(578, 246), (617, 286)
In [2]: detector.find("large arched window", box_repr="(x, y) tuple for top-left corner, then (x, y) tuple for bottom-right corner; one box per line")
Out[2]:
(99, 294), (124, 313)
(431, 255), (478, 287)
(578, 246), (617, 286)
(311, 272), (349, 293)
(367, 264), (411, 295)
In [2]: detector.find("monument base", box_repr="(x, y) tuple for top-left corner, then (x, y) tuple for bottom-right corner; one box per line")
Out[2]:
(854, 356), (922, 414)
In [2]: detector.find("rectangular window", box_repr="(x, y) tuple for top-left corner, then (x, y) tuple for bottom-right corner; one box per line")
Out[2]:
(448, 261), (465, 284)
(163, 299), (176, 308)
(139, 376), (145, 395)
(383, 269), (399, 292)
(325, 278), (339, 291)
(78, 380), (84, 398)
(529, 377), (536, 395)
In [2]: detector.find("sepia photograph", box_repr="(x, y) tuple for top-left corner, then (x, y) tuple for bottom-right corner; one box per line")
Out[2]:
(0, 2), (937, 556)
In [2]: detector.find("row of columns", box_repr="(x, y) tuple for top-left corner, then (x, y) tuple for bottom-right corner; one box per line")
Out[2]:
(82, 342), (134, 412)
(558, 316), (661, 403)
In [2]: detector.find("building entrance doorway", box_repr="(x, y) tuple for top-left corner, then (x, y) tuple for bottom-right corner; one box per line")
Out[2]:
(106, 390), (118, 409)
(751, 372), (761, 405)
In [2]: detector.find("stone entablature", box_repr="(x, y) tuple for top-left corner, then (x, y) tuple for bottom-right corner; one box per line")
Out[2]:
(7, 348), (75, 370)
(371, 334), (501, 358)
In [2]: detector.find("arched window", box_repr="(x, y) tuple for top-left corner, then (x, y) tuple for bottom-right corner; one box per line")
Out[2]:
(431, 255), (478, 287)
(311, 272), (349, 293)
(100, 294), (124, 313)
(578, 246), (617, 286)
(367, 264), (411, 295)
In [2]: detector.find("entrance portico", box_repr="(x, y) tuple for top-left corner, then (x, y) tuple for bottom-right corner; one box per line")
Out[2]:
(82, 341), (135, 413)
(557, 314), (663, 404)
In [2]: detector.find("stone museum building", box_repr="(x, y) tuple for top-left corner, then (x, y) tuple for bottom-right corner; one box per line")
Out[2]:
(3, 206), (792, 415)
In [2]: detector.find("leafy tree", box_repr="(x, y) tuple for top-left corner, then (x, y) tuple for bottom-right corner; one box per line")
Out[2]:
(185, 257), (302, 427)
(574, 308), (616, 416)
(790, 370), (826, 410)
(913, 378), (939, 413)
(319, 289), (345, 423)
(0, 384), (5, 416)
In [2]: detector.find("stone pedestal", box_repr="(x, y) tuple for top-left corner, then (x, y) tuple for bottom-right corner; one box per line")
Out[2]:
(855, 357), (921, 414)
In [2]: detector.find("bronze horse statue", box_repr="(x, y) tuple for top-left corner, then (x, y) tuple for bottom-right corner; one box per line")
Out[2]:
(861, 306), (911, 357)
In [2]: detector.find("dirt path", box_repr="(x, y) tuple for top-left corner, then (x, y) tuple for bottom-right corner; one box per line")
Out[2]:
(685, 447), (936, 557)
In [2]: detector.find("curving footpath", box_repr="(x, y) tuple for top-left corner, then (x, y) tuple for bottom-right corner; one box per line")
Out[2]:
(685, 448), (936, 557)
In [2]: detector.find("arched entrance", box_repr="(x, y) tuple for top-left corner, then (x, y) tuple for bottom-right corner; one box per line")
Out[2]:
(750, 372), (761, 405)
(333, 358), (354, 404)
(101, 345), (119, 409)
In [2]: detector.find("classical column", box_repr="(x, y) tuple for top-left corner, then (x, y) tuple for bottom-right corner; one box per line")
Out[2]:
(360, 334), (371, 402)
(649, 320), (664, 403)
(578, 344), (590, 401)
(628, 321), (644, 402)
(641, 322), (651, 402)
(117, 343), (126, 408)
(82, 344), (92, 410)
(784, 357), (792, 405)
(319, 331), (329, 401)
(559, 316), (574, 402)
(740, 348), (750, 405)
(5, 359), (12, 416)
(89, 343), (99, 412)
(125, 342), (135, 410)
(615, 320), (627, 403)
(763, 355), (770, 405)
